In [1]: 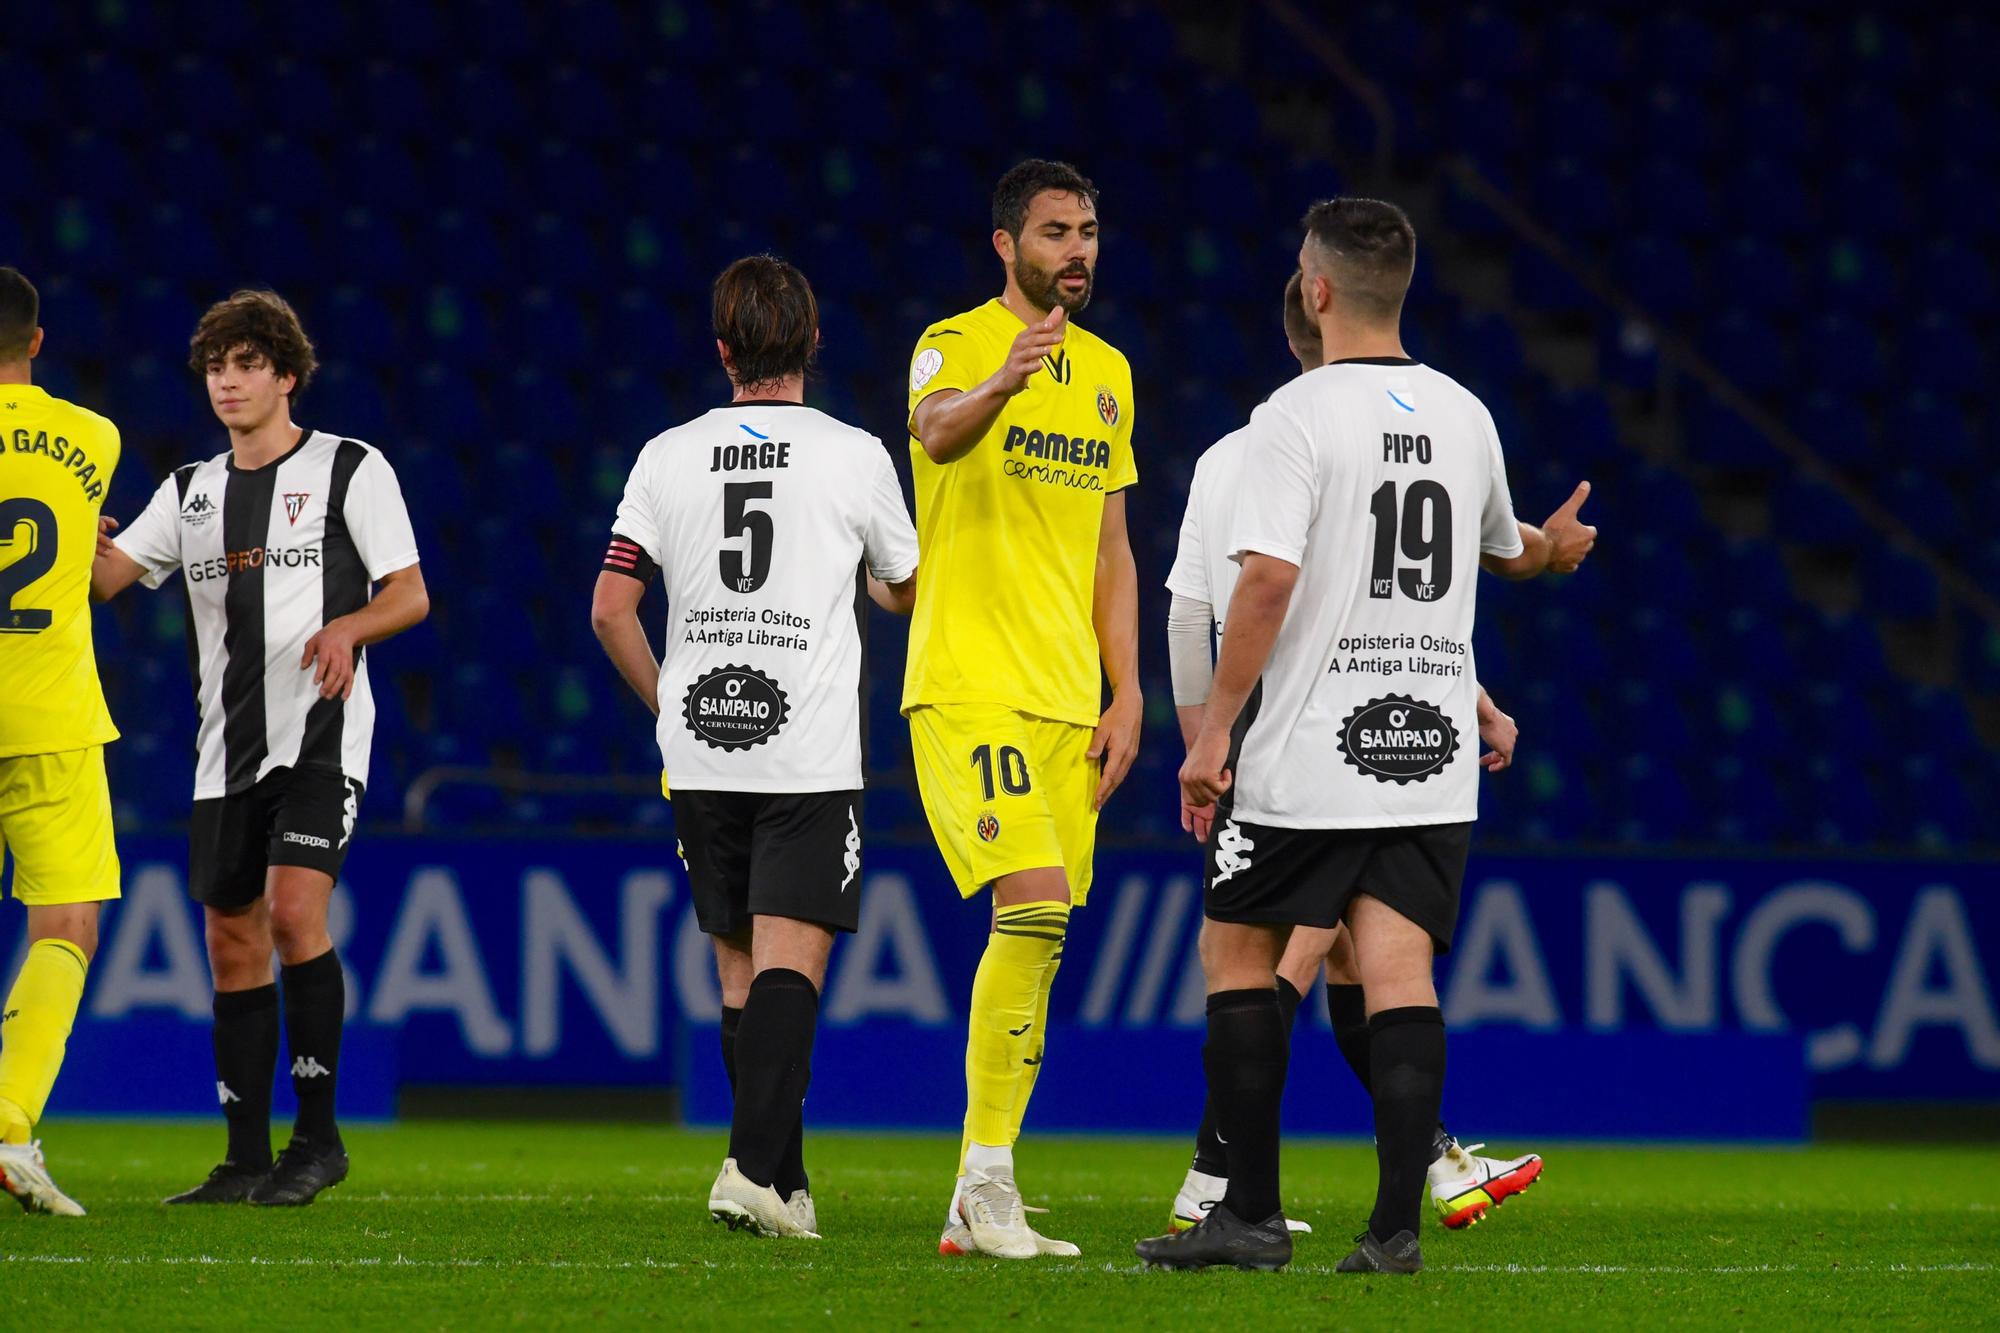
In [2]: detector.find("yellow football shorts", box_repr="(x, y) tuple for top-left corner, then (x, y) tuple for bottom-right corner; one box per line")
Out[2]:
(0, 746), (121, 906)
(908, 703), (1098, 904)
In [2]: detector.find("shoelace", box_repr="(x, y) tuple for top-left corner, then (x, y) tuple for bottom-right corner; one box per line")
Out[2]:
(964, 1176), (1024, 1229)
(269, 1143), (318, 1178)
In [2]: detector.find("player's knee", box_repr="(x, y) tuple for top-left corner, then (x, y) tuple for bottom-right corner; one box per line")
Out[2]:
(28, 905), (100, 962)
(267, 897), (328, 962)
(204, 911), (268, 982)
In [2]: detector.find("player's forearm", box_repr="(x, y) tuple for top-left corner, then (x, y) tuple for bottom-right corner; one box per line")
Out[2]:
(1482, 523), (1551, 580)
(868, 572), (917, 616)
(1200, 561), (1295, 738)
(593, 612), (661, 716)
(344, 568), (430, 646)
(913, 382), (1010, 465)
(90, 548), (146, 602)
(1176, 705), (1204, 751)
(1093, 541), (1141, 699)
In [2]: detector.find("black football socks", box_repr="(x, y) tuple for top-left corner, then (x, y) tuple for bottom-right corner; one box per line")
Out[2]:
(727, 968), (820, 1192)
(1193, 977), (1303, 1175)
(724, 1000), (808, 1197)
(1328, 983), (1372, 1093)
(281, 950), (346, 1150)
(721, 1003), (742, 1091)
(1205, 988), (1289, 1224)
(213, 982), (279, 1169)
(1366, 1006), (1446, 1243)
(1334, 984), (1454, 1162)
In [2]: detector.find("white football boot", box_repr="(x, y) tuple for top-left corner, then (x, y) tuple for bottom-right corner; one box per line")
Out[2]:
(1171, 1166), (1312, 1234)
(0, 1141), (86, 1217)
(935, 1169), (1048, 1258)
(707, 1158), (819, 1238)
(1428, 1138), (1544, 1230)
(786, 1188), (817, 1235)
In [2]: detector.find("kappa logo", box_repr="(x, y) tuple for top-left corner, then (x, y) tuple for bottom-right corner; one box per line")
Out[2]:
(283, 491), (310, 524)
(840, 805), (861, 892)
(181, 492), (219, 527)
(340, 781), (359, 849)
(291, 1056), (332, 1079)
(216, 1081), (240, 1105)
(1212, 820), (1255, 884)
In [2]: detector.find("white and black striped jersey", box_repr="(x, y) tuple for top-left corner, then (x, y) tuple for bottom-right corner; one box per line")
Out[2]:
(114, 429), (420, 800)
(1223, 359), (1521, 829)
(605, 403), (918, 794)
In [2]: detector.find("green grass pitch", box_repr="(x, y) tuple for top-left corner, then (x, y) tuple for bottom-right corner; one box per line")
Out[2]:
(4, 1121), (1992, 1328)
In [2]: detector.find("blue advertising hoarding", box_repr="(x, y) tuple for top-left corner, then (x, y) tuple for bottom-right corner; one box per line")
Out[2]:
(7, 837), (1995, 1138)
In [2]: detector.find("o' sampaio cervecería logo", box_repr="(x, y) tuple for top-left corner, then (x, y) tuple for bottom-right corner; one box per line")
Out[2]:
(682, 665), (790, 751)
(1336, 694), (1460, 784)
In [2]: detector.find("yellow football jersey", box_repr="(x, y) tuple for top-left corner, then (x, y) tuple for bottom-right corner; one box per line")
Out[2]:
(0, 384), (120, 757)
(902, 299), (1137, 726)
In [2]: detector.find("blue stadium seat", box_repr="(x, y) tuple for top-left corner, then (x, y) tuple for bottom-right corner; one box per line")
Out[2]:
(1817, 239), (1897, 317)
(1723, 159), (1814, 238)
(1906, 311), (1984, 399)
(1628, 158), (1716, 236)
(1702, 310), (1789, 396)
(258, 58), (343, 138)
(1911, 240), (1995, 317)
(1801, 314), (1889, 398)
(1709, 236), (1800, 318)
(1614, 234), (1698, 320)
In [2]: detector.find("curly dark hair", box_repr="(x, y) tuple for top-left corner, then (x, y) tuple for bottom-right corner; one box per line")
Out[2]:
(711, 255), (819, 393)
(0, 266), (38, 361)
(188, 289), (318, 400)
(992, 159), (1098, 238)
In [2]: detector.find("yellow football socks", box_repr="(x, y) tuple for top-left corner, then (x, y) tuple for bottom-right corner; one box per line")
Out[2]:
(960, 902), (1069, 1173)
(1006, 936), (1063, 1146)
(0, 938), (90, 1144)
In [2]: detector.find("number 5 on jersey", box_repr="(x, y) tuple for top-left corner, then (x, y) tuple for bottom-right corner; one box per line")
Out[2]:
(720, 481), (773, 594)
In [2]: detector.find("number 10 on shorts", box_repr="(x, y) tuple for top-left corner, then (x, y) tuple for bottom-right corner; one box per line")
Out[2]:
(971, 743), (1033, 800)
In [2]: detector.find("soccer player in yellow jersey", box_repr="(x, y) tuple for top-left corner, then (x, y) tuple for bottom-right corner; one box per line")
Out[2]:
(0, 267), (122, 1216)
(904, 161), (1142, 1259)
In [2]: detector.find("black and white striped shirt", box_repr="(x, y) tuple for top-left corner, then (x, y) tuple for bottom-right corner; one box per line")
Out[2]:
(115, 429), (420, 800)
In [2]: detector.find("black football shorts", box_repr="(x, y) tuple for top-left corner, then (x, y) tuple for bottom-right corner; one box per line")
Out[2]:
(673, 788), (864, 936)
(1202, 817), (1473, 953)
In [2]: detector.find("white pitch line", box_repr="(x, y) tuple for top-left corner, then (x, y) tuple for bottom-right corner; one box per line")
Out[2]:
(4, 1253), (1993, 1277)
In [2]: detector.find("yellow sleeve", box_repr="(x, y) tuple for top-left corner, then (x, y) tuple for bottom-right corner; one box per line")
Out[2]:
(906, 320), (991, 423)
(96, 418), (122, 510)
(1106, 356), (1138, 492)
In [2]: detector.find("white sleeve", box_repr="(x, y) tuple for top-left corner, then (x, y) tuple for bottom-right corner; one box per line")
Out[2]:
(1227, 399), (1317, 567)
(611, 447), (666, 570)
(1167, 592), (1216, 707)
(862, 447), (919, 583)
(111, 474), (186, 590)
(1163, 468), (1209, 604)
(1477, 404), (1525, 557)
(345, 450), (422, 580)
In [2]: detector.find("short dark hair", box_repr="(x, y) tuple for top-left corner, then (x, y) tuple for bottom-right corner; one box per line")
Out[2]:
(1300, 197), (1416, 323)
(0, 267), (38, 361)
(1283, 269), (1320, 356)
(711, 254), (819, 392)
(992, 159), (1098, 238)
(188, 289), (318, 400)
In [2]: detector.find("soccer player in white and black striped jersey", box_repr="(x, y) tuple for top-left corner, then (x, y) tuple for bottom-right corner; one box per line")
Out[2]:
(593, 256), (917, 1239)
(93, 291), (429, 1206)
